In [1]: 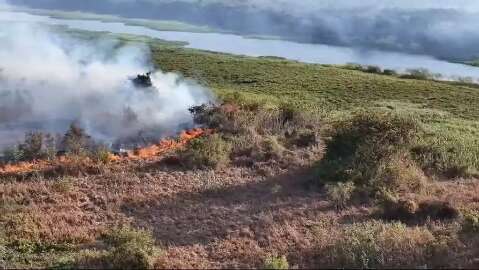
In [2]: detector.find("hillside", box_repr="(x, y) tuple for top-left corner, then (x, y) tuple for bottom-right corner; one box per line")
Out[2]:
(1, 35), (479, 269)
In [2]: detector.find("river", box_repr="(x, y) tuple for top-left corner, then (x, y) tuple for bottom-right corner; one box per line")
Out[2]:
(1, 10), (479, 81)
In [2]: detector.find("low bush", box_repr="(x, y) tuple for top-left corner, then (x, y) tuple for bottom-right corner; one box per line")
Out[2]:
(372, 152), (427, 194)
(2, 132), (58, 163)
(179, 134), (232, 169)
(315, 112), (420, 194)
(329, 221), (435, 268)
(264, 255), (289, 270)
(380, 196), (460, 222)
(252, 136), (285, 162)
(89, 145), (112, 164)
(383, 69), (397, 76)
(379, 193), (419, 221)
(189, 102), (321, 168)
(325, 181), (356, 211)
(62, 123), (92, 156)
(101, 227), (161, 270)
(401, 68), (442, 80)
(462, 211), (479, 233)
(412, 142), (478, 179)
(365, 65), (382, 74)
(417, 201), (460, 221)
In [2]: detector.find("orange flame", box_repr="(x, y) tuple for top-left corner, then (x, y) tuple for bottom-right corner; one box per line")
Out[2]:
(0, 128), (212, 175)
(126, 128), (212, 159)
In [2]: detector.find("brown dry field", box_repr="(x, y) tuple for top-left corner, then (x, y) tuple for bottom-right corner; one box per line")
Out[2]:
(1, 155), (479, 268)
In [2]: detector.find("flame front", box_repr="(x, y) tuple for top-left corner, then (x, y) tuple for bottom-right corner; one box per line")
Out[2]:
(127, 128), (212, 159)
(0, 128), (212, 176)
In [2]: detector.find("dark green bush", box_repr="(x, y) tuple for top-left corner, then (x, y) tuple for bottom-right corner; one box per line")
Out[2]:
(383, 69), (398, 76)
(365, 65), (383, 74)
(316, 112), (419, 189)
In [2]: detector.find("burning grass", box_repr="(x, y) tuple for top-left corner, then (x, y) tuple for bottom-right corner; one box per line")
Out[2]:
(0, 128), (212, 178)
(1, 35), (479, 268)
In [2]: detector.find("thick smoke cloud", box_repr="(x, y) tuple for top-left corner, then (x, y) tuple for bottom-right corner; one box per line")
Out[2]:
(10, 0), (479, 61)
(0, 7), (212, 149)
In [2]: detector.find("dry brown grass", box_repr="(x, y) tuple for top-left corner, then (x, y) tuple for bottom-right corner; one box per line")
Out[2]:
(1, 156), (478, 268)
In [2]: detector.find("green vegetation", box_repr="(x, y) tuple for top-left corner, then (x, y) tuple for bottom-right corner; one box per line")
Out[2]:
(151, 45), (479, 176)
(101, 227), (161, 269)
(179, 134), (232, 169)
(327, 221), (434, 269)
(264, 255), (289, 270)
(462, 211), (479, 233)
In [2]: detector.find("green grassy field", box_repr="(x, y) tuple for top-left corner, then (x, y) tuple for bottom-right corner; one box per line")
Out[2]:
(150, 45), (479, 173)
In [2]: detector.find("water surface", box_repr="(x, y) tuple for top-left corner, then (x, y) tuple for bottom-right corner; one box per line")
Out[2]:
(1, 10), (479, 81)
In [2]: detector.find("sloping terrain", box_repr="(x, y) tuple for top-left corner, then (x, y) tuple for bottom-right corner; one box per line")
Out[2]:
(1, 37), (479, 269)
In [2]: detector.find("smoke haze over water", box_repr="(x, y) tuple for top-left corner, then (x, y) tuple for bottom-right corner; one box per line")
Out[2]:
(0, 3), (212, 149)
(9, 0), (479, 61)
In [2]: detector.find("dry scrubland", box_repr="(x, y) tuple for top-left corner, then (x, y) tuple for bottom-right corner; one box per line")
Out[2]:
(1, 38), (479, 269)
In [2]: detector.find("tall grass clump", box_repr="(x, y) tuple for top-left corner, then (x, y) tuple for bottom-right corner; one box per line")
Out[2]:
(179, 134), (232, 169)
(327, 221), (435, 268)
(101, 227), (161, 269)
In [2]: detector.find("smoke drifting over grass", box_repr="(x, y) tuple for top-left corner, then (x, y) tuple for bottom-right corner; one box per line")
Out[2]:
(0, 5), (212, 149)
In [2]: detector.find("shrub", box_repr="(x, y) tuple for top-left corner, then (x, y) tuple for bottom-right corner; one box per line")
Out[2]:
(326, 181), (356, 211)
(179, 134), (232, 169)
(342, 63), (363, 71)
(89, 145), (112, 164)
(279, 103), (303, 125)
(330, 221), (435, 268)
(380, 195), (459, 222)
(417, 201), (460, 221)
(189, 102), (321, 168)
(401, 68), (441, 80)
(254, 136), (285, 161)
(412, 143), (477, 178)
(62, 123), (92, 156)
(371, 152), (427, 194)
(2, 147), (24, 164)
(102, 227), (161, 270)
(379, 193), (419, 221)
(365, 65), (382, 74)
(383, 69), (397, 76)
(264, 255), (289, 270)
(462, 211), (479, 233)
(18, 132), (45, 161)
(287, 128), (318, 148)
(316, 112), (419, 189)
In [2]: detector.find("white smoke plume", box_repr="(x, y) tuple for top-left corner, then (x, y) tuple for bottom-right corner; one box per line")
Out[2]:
(0, 8), (212, 149)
